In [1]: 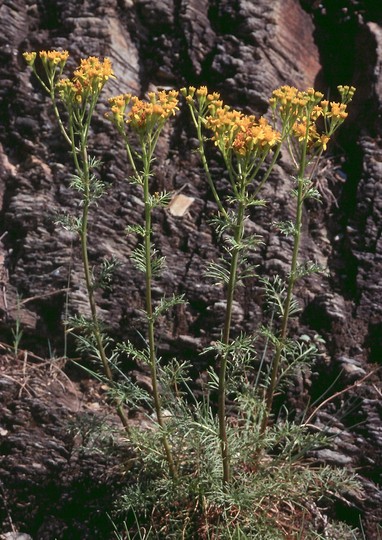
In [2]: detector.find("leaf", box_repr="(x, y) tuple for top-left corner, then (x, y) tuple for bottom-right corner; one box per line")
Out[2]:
(293, 261), (327, 280)
(273, 220), (297, 237)
(88, 156), (103, 169)
(205, 260), (231, 285)
(117, 340), (150, 364)
(93, 256), (121, 290)
(88, 174), (107, 203)
(54, 213), (82, 233)
(260, 275), (301, 318)
(305, 186), (322, 202)
(125, 224), (145, 237)
(130, 245), (147, 273)
(153, 294), (186, 320)
(149, 190), (173, 209)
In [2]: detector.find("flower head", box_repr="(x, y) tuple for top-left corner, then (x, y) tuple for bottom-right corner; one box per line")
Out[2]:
(107, 90), (179, 135)
(232, 118), (280, 157)
(56, 78), (81, 104)
(129, 90), (179, 131)
(107, 93), (132, 127)
(271, 84), (356, 157)
(23, 50), (70, 95)
(337, 85), (356, 103)
(327, 101), (348, 120)
(73, 56), (114, 93)
(54, 56), (115, 107)
(206, 104), (280, 159)
(182, 86), (222, 116)
(23, 52), (37, 66)
(39, 49), (69, 66)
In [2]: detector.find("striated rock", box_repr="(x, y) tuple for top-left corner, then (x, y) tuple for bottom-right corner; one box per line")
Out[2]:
(337, 356), (367, 382)
(0, 0), (381, 537)
(311, 448), (353, 467)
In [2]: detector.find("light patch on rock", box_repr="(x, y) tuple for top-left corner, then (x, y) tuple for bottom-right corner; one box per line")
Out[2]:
(168, 194), (195, 217)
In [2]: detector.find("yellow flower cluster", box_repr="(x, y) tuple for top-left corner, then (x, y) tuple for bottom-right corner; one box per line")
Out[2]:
(40, 49), (69, 65)
(130, 90), (179, 129)
(231, 117), (281, 156)
(181, 85), (222, 109)
(55, 78), (82, 103)
(291, 119), (330, 150)
(206, 105), (281, 156)
(326, 101), (348, 119)
(23, 51), (113, 106)
(73, 56), (114, 90)
(337, 85), (356, 101)
(55, 56), (114, 104)
(108, 93), (132, 125)
(184, 86), (281, 158)
(107, 90), (179, 133)
(206, 106), (244, 139)
(270, 85), (324, 121)
(270, 84), (355, 153)
(23, 52), (37, 65)
(23, 50), (69, 66)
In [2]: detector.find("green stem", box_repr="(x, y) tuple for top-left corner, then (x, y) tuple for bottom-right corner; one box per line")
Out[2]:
(51, 93), (72, 146)
(252, 143), (282, 198)
(78, 138), (130, 433)
(191, 108), (228, 218)
(34, 63), (131, 433)
(218, 175), (246, 485)
(260, 154), (307, 436)
(142, 142), (178, 479)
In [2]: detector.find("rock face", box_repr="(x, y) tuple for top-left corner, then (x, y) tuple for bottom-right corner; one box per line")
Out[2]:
(0, 0), (381, 537)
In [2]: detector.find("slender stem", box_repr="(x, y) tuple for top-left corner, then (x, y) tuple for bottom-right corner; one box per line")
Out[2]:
(68, 122), (81, 176)
(36, 67), (72, 146)
(260, 151), (307, 436)
(33, 61), (131, 432)
(218, 173), (246, 485)
(142, 142), (178, 479)
(51, 93), (72, 146)
(262, 122), (324, 413)
(123, 140), (141, 182)
(191, 109), (228, 218)
(252, 143), (282, 198)
(78, 137), (130, 433)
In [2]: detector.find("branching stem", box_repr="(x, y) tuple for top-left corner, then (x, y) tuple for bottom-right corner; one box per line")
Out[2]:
(260, 141), (308, 436)
(190, 107), (227, 218)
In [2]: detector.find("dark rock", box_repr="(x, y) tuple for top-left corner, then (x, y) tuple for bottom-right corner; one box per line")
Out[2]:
(312, 448), (354, 467)
(0, 0), (381, 537)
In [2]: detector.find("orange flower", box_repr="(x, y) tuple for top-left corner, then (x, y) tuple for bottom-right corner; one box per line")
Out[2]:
(231, 119), (280, 156)
(206, 103), (280, 157)
(196, 86), (208, 97)
(107, 90), (179, 134)
(318, 134), (330, 151)
(292, 120), (309, 142)
(107, 94), (131, 124)
(271, 84), (355, 156)
(73, 56), (114, 91)
(327, 101), (348, 120)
